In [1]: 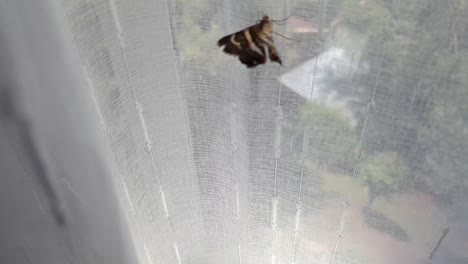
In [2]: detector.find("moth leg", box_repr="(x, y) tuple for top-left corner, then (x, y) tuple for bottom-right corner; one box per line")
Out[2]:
(268, 45), (282, 65)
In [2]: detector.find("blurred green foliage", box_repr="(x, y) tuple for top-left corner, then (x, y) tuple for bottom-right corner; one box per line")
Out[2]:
(341, 0), (468, 206)
(303, 0), (468, 208)
(301, 101), (358, 166)
(359, 152), (407, 203)
(301, 101), (354, 131)
(339, 0), (391, 36)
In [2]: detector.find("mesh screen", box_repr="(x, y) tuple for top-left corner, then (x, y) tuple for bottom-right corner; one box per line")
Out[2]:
(61, 0), (468, 263)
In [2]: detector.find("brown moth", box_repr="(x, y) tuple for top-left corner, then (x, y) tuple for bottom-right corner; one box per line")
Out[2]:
(217, 16), (282, 68)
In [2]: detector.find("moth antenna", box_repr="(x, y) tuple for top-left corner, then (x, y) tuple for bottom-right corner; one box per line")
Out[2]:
(274, 31), (301, 42)
(271, 15), (294, 24)
(271, 15), (312, 24)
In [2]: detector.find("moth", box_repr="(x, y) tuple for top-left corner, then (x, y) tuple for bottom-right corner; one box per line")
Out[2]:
(217, 16), (282, 68)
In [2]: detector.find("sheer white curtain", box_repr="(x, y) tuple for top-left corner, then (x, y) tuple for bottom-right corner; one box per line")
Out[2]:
(1, 0), (467, 263)
(0, 0), (136, 263)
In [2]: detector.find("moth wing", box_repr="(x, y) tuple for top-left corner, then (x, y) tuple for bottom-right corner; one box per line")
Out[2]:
(255, 30), (282, 66)
(218, 24), (268, 68)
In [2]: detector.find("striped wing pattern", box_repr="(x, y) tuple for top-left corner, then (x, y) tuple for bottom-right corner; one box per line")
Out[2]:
(217, 16), (282, 68)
